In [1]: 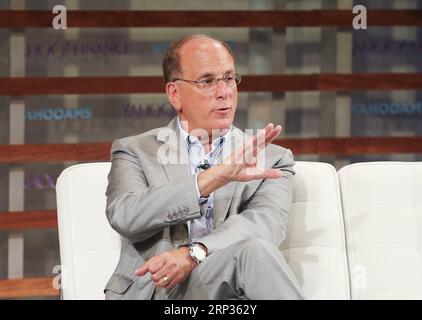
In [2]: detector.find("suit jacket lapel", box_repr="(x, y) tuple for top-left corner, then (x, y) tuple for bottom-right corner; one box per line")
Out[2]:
(157, 118), (191, 182)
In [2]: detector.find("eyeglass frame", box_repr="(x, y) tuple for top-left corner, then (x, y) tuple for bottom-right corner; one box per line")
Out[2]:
(172, 72), (241, 91)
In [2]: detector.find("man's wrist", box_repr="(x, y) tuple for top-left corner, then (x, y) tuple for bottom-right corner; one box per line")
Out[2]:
(179, 246), (198, 269)
(197, 166), (231, 197)
(197, 170), (212, 197)
(178, 242), (208, 264)
(178, 242), (208, 254)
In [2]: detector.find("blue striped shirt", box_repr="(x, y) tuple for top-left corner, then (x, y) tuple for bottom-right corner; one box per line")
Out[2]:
(177, 117), (231, 243)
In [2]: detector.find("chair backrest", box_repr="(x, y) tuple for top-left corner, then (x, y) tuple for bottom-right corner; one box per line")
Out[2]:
(281, 161), (350, 299)
(56, 162), (120, 300)
(339, 162), (422, 299)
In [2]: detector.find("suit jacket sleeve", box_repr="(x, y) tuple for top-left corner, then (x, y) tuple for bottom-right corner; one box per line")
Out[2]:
(105, 139), (202, 243)
(198, 148), (295, 254)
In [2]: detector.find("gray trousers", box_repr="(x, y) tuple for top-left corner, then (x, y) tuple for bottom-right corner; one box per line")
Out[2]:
(152, 238), (304, 300)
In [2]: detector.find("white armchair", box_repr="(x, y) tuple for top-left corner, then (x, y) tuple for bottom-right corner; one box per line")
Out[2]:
(338, 162), (422, 299)
(56, 161), (422, 299)
(281, 161), (350, 299)
(56, 162), (119, 300)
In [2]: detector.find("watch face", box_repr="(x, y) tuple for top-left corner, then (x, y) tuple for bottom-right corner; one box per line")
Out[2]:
(191, 245), (206, 262)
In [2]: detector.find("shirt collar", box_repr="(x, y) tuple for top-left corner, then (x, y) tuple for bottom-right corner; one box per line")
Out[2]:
(177, 116), (232, 151)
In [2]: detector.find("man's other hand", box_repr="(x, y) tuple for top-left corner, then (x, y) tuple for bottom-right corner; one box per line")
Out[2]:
(134, 247), (197, 289)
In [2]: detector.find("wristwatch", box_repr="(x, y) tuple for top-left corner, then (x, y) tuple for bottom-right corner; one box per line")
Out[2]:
(188, 243), (207, 264)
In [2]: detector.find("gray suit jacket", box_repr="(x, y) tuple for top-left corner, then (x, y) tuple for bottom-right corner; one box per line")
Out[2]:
(104, 118), (295, 299)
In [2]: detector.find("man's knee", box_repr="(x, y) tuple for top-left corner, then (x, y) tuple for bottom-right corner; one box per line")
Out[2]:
(236, 238), (280, 258)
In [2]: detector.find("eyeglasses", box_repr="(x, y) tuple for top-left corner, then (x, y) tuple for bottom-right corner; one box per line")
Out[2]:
(173, 73), (241, 92)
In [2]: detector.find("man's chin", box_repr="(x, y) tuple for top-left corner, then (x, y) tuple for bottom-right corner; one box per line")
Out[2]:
(211, 118), (233, 130)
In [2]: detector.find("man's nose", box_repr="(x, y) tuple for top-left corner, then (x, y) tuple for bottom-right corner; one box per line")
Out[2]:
(215, 79), (230, 99)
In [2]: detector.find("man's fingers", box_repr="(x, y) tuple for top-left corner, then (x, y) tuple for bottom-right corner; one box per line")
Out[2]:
(238, 168), (283, 181)
(226, 123), (282, 167)
(166, 273), (184, 289)
(263, 169), (283, 179)
(151, 265), (172, 283)
(135, 256), (165, 277)
(147, 257), (166, 274)
(156, 271), (180, 288)
(256, 125), (281, 149)
(249, 124), (282, 162)
(257, 123), (273, 146)
(263, 125), (282, 146)
(248, 123), (272, 151)
(134, 265), (148, 276)
(245, 124), (273, 161)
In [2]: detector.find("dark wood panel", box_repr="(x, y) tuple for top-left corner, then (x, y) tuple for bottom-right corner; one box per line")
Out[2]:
(0, 142), (111, 163)
(368, 10), (422, 26)
(0, 277), (59, 298)
(1, 74), (422, 95)
(1, 137), (422, 163)
(0, 210), (57, 230)
(0, 77), (166, 95)
(0, 10), (422, 28)
(319, 74), (422, 91)
(278, 137), (422, 156)
(240, 75), (319, 92)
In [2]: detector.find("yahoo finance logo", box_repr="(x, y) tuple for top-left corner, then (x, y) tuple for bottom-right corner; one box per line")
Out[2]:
(26, 107), (93, 121)
(25, 42), (130, 61)
(352, 102), (422, 117)
(121, 102), (176, 118)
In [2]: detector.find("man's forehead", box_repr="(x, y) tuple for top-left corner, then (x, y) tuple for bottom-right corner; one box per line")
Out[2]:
(179, 38), (234, 74)
(181, 37), (223, 50)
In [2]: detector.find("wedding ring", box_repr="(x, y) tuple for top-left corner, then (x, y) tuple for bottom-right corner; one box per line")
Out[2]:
(162, 276), (170, 284)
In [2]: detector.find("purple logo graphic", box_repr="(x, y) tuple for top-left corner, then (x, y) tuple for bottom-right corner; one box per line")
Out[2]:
(25, 173), (57, 191)
(353, 40), (422, 57)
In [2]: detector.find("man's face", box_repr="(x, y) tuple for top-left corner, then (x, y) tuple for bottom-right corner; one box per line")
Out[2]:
(169, 38), (238, 135)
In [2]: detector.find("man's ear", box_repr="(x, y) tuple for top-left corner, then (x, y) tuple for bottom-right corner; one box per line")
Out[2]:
(166, 82), (182, 112)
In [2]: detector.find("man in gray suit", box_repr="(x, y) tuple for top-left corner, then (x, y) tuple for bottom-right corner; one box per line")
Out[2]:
(104, 34), (304, 300)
